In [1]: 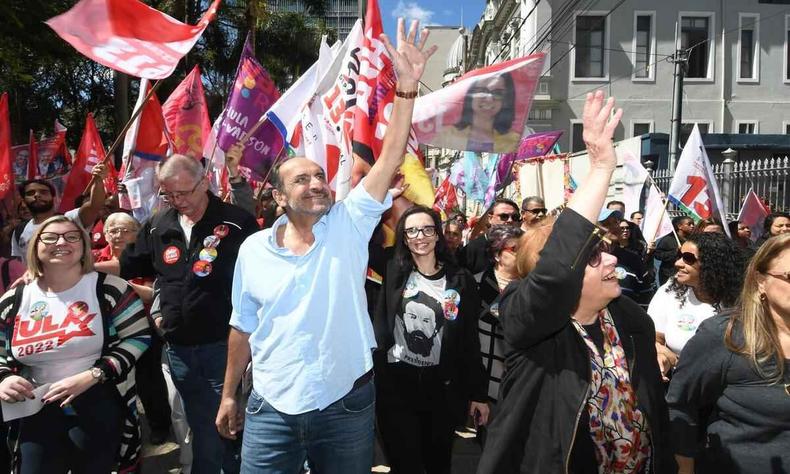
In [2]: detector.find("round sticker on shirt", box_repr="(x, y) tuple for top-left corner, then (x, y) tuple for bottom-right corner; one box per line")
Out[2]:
(213, 224), (229, 239)
(192, 260), (213, 277)
(29, 301), (48, 321)
(93, 232), (102, 243)
(489, 302), (500, 318)
(199, 248), (217, 262)
(163, 246), (181, 265)
(203, 235), (220, 249)
(402, 274), (419, 299)
(443, 289), (461, 321)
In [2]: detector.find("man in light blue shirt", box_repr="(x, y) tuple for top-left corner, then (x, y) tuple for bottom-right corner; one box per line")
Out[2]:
(215, 19), (437, 473)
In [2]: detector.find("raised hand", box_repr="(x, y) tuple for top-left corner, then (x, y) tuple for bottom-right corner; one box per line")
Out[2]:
(380, 18), (438, 89)
(582, 90), (622, 171)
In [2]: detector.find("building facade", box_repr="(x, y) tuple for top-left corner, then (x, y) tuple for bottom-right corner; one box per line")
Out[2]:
(466, 0), (790, 158)
(267, 0), (358, 39)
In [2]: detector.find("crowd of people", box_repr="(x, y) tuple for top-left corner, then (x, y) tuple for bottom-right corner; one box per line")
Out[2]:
(0, 19), (787, 474)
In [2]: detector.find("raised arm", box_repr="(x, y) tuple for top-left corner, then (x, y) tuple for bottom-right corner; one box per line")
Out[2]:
(363, 18), (437, 202)
(77, 163), (108, 229)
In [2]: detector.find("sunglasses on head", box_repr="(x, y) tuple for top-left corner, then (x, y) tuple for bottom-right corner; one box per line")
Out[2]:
(677, 251), (698, 266)
(588, 240), (612, 267)
(494, 213), (521, 222)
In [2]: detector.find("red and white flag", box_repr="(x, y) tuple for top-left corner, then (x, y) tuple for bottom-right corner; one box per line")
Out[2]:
(46, 0), (220, 79)
(667, 124), (730, 236)
(737, 188), (770, 242)
(59, 113), (117, 213)
(0, 93), (13, 200)
(433, 176), (458, 216)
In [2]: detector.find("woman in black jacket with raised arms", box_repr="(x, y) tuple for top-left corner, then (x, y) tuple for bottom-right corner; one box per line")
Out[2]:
(477, 92), (674, 474)
(374, 205), (488, 474)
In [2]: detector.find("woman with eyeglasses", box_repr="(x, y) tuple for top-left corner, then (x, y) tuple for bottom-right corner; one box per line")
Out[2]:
(0, 215), (150, 473)
(477, 225), (523, 406)
(667, 233), (790, 474)
(373, 205), (488, 473)
(647, 232), (745, 381)
(443, 73), (520, 153)
(478, 92), (672, 473)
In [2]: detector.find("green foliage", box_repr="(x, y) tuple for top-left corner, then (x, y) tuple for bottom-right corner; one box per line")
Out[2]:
(0, 0), (340, 148)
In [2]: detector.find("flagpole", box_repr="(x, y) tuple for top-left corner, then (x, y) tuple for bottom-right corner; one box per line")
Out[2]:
(645, 172), (681, 247)
(81, 80), (164, 195)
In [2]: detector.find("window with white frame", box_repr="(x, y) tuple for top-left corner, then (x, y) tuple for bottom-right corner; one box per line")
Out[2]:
(632, 121), (653, 137)
(633, 12), (655, 79)
(736, 121), (759, 134)
(571, 121), (585, 152)
(680, 13), (715, 80)
(738, 14), (759, 81)
(574, 14), (608, 79)
(785, 122), (790, 134)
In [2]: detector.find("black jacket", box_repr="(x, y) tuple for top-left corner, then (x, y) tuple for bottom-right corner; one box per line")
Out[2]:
(460, 234), (490, 274)
(476, 209), (674, 474)
(120, 193), (259, 345)
(373, 258), (487, 422)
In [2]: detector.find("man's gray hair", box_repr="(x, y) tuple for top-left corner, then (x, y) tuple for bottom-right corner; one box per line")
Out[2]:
(157, 154), (204, 183)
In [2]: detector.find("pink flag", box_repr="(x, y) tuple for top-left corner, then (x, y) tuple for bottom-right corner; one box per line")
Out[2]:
(46, 0), (220, 79)
(163, 65), (212, 159)
(413, 54), (545, 153)
(737, 188), (770, 242)
(0, 93), (13, 200)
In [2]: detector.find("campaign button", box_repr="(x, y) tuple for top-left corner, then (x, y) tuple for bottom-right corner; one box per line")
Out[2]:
(163, 246), (181, 265)
(199, 248), (217, 262)
(213, 224), (229, 238)
(203, 235), (220, 249)
(192, 260), (213, 277)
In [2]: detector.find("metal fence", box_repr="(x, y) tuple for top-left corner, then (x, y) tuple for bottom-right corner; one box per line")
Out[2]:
(651, 155), (790, 221)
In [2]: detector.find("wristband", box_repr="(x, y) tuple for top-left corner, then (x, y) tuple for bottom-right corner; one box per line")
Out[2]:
(395, 89), (418, 99)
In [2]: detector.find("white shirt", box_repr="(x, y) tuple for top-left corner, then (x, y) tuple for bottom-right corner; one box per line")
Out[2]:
(388, 271), (446, 367)
(12, 272), (104, 384)
(11, 208), (81, 263)
(647, 280), (717, 355)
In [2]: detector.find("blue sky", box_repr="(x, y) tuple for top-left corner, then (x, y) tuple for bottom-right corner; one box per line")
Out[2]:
(379, 0), (484, 40)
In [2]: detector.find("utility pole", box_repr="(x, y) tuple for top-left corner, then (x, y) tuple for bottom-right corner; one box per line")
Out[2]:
(668, 22), (688, 172)
(358, 0), (366, 21)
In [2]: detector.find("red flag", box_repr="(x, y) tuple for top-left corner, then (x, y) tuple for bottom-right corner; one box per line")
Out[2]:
(59, 114), (118, 213)
(26, 130), (38, 180)
(46, 0), (221, 79)
(162, 65), (212, 159)
(0, 93), (13, 200)
(433, 177), (458, 215)
(737, 188), (771, 242)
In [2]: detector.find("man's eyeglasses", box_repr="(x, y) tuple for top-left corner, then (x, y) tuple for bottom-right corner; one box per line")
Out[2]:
(765, 271), (790, 283)
(469, 87), (506, 100)
(404, 226), (437, 239)
(588, 240), (612, 267)
(677, 251), (699, 266)
(159, 178), (203, 203)
(494, 213), (521, 222)
(523, 208), (547, 216)
(39, 231), (82, 245)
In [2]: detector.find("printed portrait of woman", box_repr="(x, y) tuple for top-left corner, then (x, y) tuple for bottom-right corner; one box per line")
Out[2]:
(445, 73), (521, 153)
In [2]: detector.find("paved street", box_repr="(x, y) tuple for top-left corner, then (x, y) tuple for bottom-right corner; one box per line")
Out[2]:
(139, 423), (482, 473)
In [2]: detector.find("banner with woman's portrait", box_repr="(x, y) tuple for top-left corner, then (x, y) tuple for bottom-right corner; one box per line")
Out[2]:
(412, 53), (545, 153)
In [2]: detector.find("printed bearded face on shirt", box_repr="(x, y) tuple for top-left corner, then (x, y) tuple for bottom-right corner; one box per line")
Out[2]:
(402, 297), (443, 357)
(275, 158), (333, 216)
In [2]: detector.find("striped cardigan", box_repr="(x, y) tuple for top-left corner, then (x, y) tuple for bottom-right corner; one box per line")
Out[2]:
(0, 272), (151, 472)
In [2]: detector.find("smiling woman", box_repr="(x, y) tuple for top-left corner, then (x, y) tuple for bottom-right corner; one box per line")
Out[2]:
(0, 215), (151, 473)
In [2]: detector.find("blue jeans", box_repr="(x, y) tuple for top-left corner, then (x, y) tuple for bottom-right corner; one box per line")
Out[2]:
(241, 379), (375, 474)
(165, 341), (241, 474)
